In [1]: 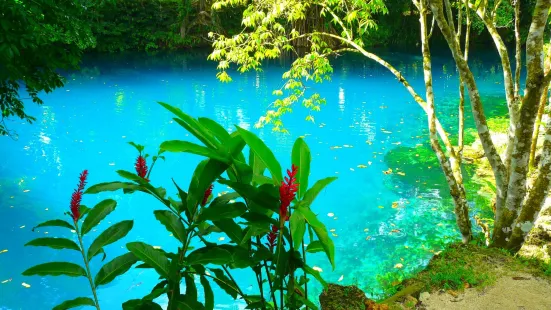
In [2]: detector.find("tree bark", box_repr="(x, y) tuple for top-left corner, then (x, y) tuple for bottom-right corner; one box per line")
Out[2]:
(417, 0), (472, 242)
(499, 0), (550, 248)
(529, 44), (551, 169)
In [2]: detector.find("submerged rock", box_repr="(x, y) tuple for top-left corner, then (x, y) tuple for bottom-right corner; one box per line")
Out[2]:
(319, 284), (388, 310)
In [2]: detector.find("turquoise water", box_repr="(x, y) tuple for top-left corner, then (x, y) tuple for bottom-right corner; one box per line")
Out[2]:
(0, 50), (507, 309)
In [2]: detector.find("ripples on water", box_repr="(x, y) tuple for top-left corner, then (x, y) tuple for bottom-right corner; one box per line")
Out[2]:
(0, 49), (509, 309)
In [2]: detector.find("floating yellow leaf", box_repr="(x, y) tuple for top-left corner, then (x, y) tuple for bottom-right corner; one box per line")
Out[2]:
(312, 266), (323, 272)
(333, 217), (338, 220)
(21, 282), (31, 288)
(153, 246), (162, 249)
(331, 233), (338, 237)
(1, 279), (10, 284)
(357, 164), (367, 168)
(0, 250), (7, 254)
(327, 212), (335, 217)
(23, 189), (30, 193)
(365, 236), (372, 240)
(378, 206), (384, 209)
(218, 237), (225, 241)
(392, 202), (399, 208)
(330, 229), (336, 232)
(397, 172), (406, 176)
(394, 263), (403, 269)
(19, 225), (25, 229)
(383, 168), (393, 175)
(363, 228), (369, 232)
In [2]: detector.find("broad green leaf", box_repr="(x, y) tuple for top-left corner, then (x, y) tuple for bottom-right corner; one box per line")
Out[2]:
(175, 294), (206, 310)
(95, 252), (138, 287)
(295, 206), (324, 229)
(128, 142), (145, 153)
(236, 126), (282, 184)
(187, 159), (229, 214)
(304, 265), (327, 288)
(290, 211), (306, 250)
(306, 240), (324, 253)
(199, 201), (247, 221)
(294, 292), (319, 310)
(87, 220), (133, 260)
(79, 205), (91, 219)
(292, 138), (311, 199)
(122, 299), (163, 310)
(25, 237), (80, 251)
(210, 268), (238, 299)
(198, 117), (231, 143)
(22, 262), (86, 277)
(200, 276), (214, 310)
(312, 223), (335, 270)
(217, 179), (279, 212)
(158, 102), (219, 150)
(52, 297), (95, 310)
(143, 281), (167, 301)
(85, 182), (140, 194)
(172, 179), (188, 214)
(33, 219), (74, 231)
(154, 210), (186, 243)
(160, 140), (229, 163)
(249, 149), (267, 184)
(81, 199), (117, 235)
(213, 219), (244, 245)
(197, 222), (222, 236)
(302, 177), (337, 208)
(184, 274), (198, 301)
(187, 247), (233, 265)
(126, 242), (170, 278)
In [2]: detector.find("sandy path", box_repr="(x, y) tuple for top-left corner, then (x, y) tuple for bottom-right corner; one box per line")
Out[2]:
(422, 273), (551, 310)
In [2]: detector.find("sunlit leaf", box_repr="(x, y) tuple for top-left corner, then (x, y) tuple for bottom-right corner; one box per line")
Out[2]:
(25, 237), (80, 252)
(95, 252), (138, 287)
(81, 199), (117, 235)
(22, 262), (86, 277)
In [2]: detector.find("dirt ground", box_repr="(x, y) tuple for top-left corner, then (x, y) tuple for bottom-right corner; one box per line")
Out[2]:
(421, 273), (551, 310)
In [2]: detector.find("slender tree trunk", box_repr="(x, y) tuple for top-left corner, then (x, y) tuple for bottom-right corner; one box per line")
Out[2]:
(417, 0), (472, 242)
(499, 0), (550, 248)
(529, 44), (551, 169)
(513, 0), (522, 100)
(458, 0), (471, 159)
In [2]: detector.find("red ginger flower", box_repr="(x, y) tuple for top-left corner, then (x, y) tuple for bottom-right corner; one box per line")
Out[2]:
(267, 224), (278, 252)
(279, 164), (299, 221)
(201, 184), (214, 206)
(70, 170), (88, 222)
(135, 155), (149, 182)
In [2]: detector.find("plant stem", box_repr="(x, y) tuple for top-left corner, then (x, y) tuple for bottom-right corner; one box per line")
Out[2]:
(301, 241), (308, 309)
(222, 265), (249, 305)
(75, 221), (101, 310)
(255, 237), (266, 309)
(263, 260), (278, 310)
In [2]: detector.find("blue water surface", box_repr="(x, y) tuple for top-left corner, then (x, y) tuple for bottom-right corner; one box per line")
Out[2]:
(0, 49), (507, 309)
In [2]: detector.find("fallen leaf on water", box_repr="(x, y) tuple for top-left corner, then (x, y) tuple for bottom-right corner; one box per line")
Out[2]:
(330, 146), (342, 150)
(390, 229), (401, 234)
(357, 164), (367, 168)
(366, 141), (373, 145)
(392, 142), (402, 145)
(349, 168), (355, 172)
(218, 237), (225, 241)
(363, 228), (369, 232)
(381, 130), (392, 134)
(392, 202), (399, 208)
(333, 217), (338, 220)
(153, 246), (162, 249)
(394, 263), (403, 269)
(1, 279), (11, 284)
(338, 275), (344, 282)
(368, 161), (372, 165)
(397, 172), (406, 176)
(327, 212), (335, 217)
(312, 266), (323, 272)
(19, 225), (25, 229)
(378, 206), (384, 209)
(343, 144), (353, 148)
(383, 168), (393, 175)
(331, 233), (338, 237)
(23, 190), (30, 193)
(21, 282), (31, 288)
(109, 162), (116, 166)
(330, 229), (336, 232)
(365, 236), (372, 240)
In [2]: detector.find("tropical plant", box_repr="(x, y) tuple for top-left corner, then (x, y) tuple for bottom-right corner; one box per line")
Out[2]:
(82, 101), (336, 309)
(22, 170), (135, 310)
(209, 0), (551, 252)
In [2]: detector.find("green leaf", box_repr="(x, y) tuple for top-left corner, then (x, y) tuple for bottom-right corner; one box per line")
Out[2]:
(95, 252), (138, 287)
(79, 205), (91, 219)
(33, 219), (74, 231)
(81, 199), (117, 235)
(25, 238), (80, 251)
(87, 220), (133, 260)
(249, 149), (267, 185)
(158, 102), (219, 150)
(197, 222), (222, 236)
(187, 247), (233, 265)
(122, 299), (163, 310)
(52, 297), (95, 310)
(188, 159), (229, 214)
(22, 262), (86, 277)
(199, 201), (247, 221)
(154, 210), (187, 243)
(236, 126), (282, 184)
(84, 182), (141, 194)
(200, 277), (214, 310)
(304, 265), (327, 288)
(217, 179), (279, 213)
(172, 179), (188, 213)
(213, 219), (245, 245)
(295, 206), (324, 229)
(302, 177), (337, 208)
(210, 268), (238, 299)
(198, 117), (231, 143)
(306, 240), (324, 253)
(174, 294), (206, 310)
(312, 223), (335, 270)
(185, 274), (198, 301)
(128, 142), (145, 153)
(143, 281), (167, 301)
(160, 140), (229, 163)
(292, 138), (311, 199)
(290, 211), (306, 250)
(126, 242), (170, 278)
